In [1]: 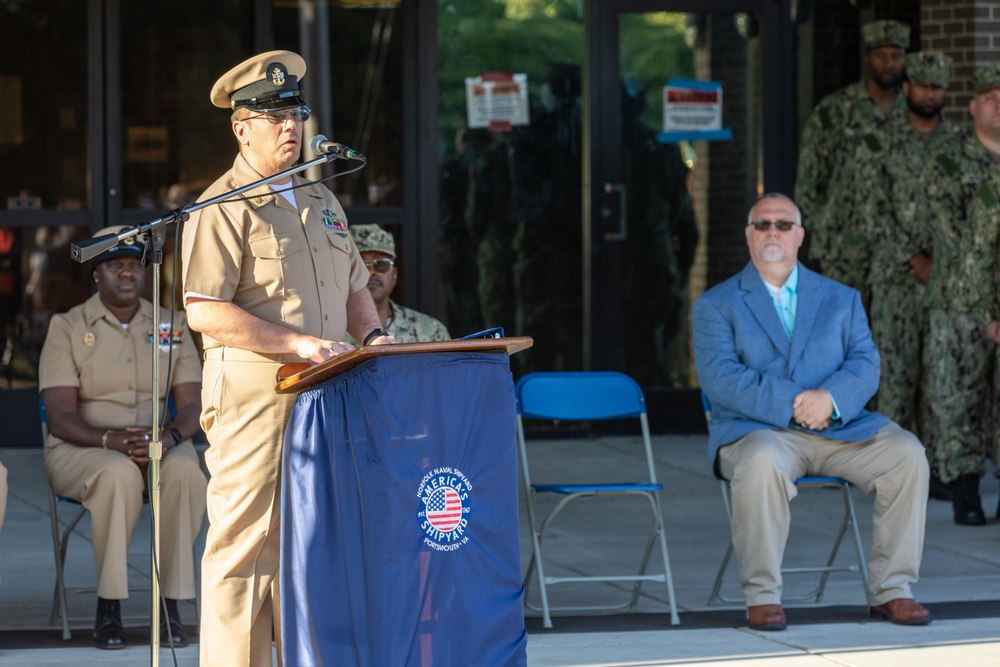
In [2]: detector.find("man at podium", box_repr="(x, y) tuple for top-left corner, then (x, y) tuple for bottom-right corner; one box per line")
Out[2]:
(181, 50), (394, 666)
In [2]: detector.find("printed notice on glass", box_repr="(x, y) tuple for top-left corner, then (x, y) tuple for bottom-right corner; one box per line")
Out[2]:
(465, 72), (529, 132)
(659, 78), (731, 143)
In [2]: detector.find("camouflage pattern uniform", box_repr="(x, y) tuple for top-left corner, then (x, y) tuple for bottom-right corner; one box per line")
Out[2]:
(918, 68), (1000, 483)
(795, 20), (910, 306)
(348, 224), (451, 344)
(857, 52), (963, 438)
(382, 300), (450, 343)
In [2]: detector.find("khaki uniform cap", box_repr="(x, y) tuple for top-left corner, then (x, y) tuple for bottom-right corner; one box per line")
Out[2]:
(210, 50), (307, 110)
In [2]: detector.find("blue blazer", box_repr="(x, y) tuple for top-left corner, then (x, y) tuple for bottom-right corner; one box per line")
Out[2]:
(692, 261), (888, 467)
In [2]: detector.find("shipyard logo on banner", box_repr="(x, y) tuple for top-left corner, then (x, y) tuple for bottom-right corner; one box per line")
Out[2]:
(418, 467), (472, 552)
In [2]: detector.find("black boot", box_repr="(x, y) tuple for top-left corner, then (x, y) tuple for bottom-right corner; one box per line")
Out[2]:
(928, 471), (953, 501)
(951, 474), (986, 526)
(160, 598), (189, 648)
(94, 597), (126, 650)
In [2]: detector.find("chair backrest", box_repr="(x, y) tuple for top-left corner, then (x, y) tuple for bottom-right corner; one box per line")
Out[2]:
(515, 371), (658, 487)
(515, 371), (646, 421)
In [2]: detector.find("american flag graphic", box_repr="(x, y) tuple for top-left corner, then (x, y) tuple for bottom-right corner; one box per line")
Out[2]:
(426, 487), (463, 532)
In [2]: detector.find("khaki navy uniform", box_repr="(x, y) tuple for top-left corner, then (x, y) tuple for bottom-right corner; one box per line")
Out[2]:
(182, 153), (369, 666)
(38, 293), (206, 600)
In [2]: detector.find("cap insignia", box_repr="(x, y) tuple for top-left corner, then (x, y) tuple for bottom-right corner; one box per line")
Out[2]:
(269, 65), (286, 87)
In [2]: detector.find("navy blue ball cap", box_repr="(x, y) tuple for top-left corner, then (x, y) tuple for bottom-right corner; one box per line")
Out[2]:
(89, 225), (144, 270)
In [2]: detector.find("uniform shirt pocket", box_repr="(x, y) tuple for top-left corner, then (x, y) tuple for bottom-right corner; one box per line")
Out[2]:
(325, 230), (352, 289)
(248, 233), (304, 296)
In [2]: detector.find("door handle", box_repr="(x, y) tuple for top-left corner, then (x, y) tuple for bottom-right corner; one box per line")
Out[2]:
(603, 182), (626, 241)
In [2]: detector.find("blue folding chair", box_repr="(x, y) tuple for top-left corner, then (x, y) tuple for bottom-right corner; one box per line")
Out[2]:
(700, 391), (870, 605)
(516, 371), (679, 628)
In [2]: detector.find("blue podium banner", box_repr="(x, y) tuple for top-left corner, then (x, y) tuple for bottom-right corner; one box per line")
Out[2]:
(280, 350), (527, 667)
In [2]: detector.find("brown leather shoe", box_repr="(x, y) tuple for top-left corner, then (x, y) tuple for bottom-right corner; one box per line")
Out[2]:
(747, 604), (787, 631)
(870, 598), (932, 625)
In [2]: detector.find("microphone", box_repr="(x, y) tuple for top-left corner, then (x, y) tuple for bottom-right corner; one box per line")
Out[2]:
(309, 135), (366, 161)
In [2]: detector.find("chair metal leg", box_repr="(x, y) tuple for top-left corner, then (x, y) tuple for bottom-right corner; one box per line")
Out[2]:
(48, 491), (73, 641)
(649, 493), (680, 625)
(709, 478), (869, 607)
(524, 491), (679, 625)
(708, 481), (744, 605)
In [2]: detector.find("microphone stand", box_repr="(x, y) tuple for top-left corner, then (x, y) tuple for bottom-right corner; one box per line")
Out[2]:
(69, 147), (347, 666)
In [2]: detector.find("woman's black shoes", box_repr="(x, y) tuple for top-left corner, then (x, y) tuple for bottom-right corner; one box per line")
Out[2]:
(94, 597), (126, 650)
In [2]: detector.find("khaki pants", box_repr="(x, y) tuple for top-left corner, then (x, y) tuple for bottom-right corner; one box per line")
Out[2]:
(44, 441), (207, 600)
(717, 422), (927, 607)
(199, 357), (296, 667)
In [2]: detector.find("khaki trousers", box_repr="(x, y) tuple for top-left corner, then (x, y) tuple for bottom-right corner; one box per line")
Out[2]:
(44, 441), (207, 600)
(717, 422), (928, 607)
(199, 357), (296, 667)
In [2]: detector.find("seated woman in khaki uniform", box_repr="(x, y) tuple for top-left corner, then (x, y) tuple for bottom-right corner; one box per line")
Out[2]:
(38, 226), (207, 650)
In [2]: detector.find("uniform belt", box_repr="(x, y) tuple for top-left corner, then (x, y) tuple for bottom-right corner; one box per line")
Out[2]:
(203, 347), (303, 364)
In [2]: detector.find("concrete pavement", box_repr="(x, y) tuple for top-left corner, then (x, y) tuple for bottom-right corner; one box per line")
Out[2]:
(0, 432), (998, 666)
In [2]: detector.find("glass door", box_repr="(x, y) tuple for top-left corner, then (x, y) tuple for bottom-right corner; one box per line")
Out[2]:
(588, 1), (785, 391)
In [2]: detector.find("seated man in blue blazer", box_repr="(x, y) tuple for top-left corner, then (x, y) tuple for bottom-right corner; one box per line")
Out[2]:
(692, 193), (930, 630)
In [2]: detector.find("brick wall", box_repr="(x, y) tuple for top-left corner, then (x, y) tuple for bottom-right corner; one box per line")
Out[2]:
(921, 0), (1000, 122)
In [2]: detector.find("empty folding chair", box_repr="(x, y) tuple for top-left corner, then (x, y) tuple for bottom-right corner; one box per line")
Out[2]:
(516, 371), (679, 628)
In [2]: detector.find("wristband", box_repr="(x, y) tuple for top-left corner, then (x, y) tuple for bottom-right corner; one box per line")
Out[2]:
(101, 430), (110, 449)
(363, 327), (390, 346)
(168, 427), (184, 445)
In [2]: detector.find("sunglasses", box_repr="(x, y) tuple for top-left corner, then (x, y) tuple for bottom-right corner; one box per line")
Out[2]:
(748, 220), (799, 232)
(364, 258), (395, 274)
(245, 105), (311, 125)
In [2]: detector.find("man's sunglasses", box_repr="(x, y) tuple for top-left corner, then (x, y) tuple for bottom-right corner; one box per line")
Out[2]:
(364, 258), (395, 274)
(748, 220), (799, 232)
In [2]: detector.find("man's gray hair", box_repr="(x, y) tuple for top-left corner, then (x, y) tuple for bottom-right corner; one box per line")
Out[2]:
(747, 192), (803, 227)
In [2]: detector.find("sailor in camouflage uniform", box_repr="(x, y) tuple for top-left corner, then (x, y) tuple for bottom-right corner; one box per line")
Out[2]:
(795, 20), (909, 303)
(918, 64), (1000, 525)
(349, 224), (451, 343)
(857, 52), (963, 442)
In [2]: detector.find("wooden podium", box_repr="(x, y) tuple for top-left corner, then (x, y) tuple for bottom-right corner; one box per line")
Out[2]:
(276, 337), (532, 667)
(275, 336), (533, 393)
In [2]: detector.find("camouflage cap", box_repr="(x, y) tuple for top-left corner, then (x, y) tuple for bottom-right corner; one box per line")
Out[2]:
(862, 20), (910, 50)
(906, 51), (952, 88)
(973, 63), (1000, 94)
(350, 224), (396, 259)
